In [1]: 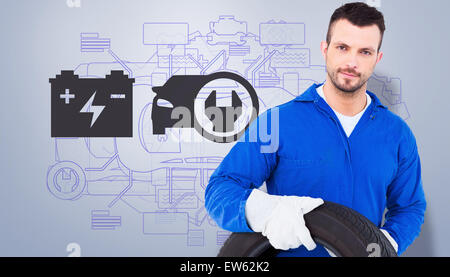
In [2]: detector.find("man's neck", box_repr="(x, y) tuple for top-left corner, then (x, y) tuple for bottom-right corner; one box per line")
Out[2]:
(322, 79), (368, 116)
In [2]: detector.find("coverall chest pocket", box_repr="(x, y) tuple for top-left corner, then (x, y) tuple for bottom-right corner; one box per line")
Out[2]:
(278, 155), (325, 168)
(274, 155), (328, 196)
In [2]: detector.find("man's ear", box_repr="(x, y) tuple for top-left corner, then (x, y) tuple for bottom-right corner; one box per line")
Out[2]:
(320, 41), (328, 60)
(376, 51), (383, 65)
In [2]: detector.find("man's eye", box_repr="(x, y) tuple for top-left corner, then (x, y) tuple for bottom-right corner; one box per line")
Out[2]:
(337, 46), (346, 50)
(362, 51), (372, 55)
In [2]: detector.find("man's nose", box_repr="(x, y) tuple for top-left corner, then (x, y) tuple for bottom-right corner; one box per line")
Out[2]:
(345, 52), (359, 69)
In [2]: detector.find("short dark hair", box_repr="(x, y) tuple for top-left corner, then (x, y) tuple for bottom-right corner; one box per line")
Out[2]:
(326, 2), (386, 51)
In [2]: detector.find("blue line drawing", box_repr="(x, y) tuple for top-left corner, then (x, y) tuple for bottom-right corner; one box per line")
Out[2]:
(216, 230), (231, 246)
(80, 33), (110, 52)
(91, 210), (121, 230)
(259, 21), (305, 45)
(207, 15), (247, 46)
(143, 212), (188, 235)
(49, 15), (407, 250)
(143, 23), (189, 45)
(271, 48), (310, 68)
(108, 50), (133, 78)
(47, 160), (86, 200)
(187, 229), (205, 247)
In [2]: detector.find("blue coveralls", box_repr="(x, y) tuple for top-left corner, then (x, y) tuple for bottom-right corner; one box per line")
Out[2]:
(205, 83), (426, 256)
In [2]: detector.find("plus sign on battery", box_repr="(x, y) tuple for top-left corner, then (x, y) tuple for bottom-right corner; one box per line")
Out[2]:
(60, 89), (75, 104)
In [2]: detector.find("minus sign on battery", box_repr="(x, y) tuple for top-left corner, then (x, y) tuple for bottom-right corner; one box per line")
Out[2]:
(110, 94), (126, 99)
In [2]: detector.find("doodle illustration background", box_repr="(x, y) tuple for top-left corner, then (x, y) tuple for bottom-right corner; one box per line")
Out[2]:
(1, 0), (449, 256)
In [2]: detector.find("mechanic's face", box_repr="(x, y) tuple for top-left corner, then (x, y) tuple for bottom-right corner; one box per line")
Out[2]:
(321, 19), (383, 94)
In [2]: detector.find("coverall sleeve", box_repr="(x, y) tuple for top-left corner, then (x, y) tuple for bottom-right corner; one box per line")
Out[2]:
(383, 125), (427, 255)
(204, 110), (278, 232)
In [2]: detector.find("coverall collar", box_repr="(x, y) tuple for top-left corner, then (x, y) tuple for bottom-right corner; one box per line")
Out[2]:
(294, 82), (387, 110)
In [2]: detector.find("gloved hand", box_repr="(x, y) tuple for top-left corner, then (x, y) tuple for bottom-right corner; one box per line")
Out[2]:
(245, 189), (324, 251)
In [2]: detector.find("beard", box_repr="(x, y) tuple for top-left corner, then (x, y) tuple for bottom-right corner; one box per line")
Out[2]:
(327, 66), (369, 94)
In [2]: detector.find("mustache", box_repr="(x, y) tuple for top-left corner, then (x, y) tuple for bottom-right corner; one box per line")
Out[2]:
(338, 68), (360, 77)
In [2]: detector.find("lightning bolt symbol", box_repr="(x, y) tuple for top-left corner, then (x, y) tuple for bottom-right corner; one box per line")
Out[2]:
(79, 91), (105, 127)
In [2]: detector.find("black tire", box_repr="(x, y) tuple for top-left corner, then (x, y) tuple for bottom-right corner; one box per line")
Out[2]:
(217, 201), (397, 257)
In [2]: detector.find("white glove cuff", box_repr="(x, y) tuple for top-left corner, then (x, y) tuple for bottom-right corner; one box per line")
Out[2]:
(380, 228), (399, 253)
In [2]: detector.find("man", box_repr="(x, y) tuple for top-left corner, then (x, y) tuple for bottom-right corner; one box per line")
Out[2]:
(205, 2), (426, 256)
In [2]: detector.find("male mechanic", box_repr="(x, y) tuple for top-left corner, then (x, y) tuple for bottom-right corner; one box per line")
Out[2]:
(205, 2), (426, 256)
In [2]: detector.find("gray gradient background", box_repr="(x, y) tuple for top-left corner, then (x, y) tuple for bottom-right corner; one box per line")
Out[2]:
(1, 0), (449, 256)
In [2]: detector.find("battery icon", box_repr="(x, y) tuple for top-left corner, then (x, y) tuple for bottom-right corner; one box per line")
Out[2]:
(49, 70), (134, 137)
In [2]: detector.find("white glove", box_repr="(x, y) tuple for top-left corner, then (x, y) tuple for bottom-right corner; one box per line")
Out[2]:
(380, 228), (399, 253)
(245, 189), (324, 251)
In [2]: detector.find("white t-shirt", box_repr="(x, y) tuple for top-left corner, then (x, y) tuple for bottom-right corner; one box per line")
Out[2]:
(316, 84), (371, 137)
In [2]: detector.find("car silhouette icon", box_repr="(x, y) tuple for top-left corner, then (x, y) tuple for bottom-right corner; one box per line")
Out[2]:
(151, 71), (259, 143)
